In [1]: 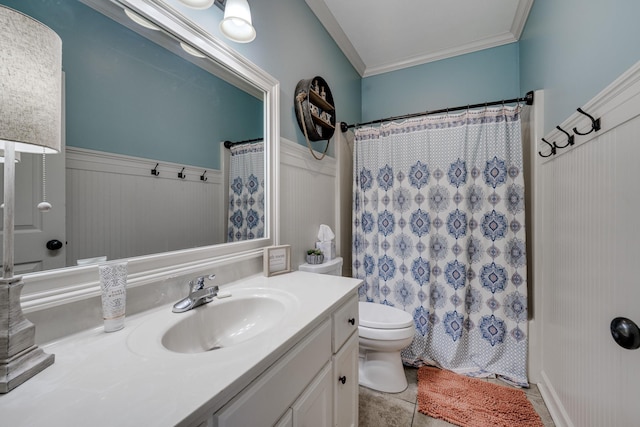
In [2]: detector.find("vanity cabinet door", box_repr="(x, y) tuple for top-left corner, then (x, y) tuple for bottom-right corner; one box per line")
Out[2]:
(333, 332), (359, 427)
(213, 320), (331, 427)
(292, 362), (333, 427)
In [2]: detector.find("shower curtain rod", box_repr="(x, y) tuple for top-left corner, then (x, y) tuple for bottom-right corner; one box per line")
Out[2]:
(223, 137), (263, 149)
(339, 90), (534, 132)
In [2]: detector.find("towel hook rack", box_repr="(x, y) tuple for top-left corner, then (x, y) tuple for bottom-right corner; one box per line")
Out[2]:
(538, 138), (556, 158)
(553, 126), (575, 149)
(178, 167), (186, 179)
(200, 170), (208, 181)
(573, 108), (601, 136)
(151, 163), (160, 176)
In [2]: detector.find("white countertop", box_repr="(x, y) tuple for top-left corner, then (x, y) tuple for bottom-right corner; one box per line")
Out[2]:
(0, 271), (361, 427)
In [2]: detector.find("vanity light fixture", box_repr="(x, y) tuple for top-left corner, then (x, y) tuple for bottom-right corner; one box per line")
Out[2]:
(124, 8), (160, 31)
(178, 0), (215, 10)
(178, 0), (256, 43)
(180, 41), (207, 58)
(219, 0), (256, 43)
(0, 5), (61, 393)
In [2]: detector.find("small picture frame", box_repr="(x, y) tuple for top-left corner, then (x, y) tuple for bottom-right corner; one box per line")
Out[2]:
(263, 245), (292, 277)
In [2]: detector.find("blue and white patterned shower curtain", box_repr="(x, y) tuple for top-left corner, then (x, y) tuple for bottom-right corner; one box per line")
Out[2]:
(353, 107), (529, 386)
(227, 141), (264, 242)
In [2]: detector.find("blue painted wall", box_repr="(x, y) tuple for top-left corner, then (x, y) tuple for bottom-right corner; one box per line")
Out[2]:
(361, 43), (521, 123)
(520, 0), (640, 134)
(167, 0), (362, 153)
(3, 0), (262, 169)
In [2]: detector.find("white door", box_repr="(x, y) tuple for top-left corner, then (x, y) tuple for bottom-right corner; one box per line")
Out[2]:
(0, 78), (66, 274)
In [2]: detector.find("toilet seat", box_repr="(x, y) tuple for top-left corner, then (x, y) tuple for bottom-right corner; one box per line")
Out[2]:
(359, 325), (415, 340)
(359, 302), (413, 329)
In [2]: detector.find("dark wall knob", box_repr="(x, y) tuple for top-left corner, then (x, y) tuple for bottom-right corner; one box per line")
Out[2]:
(610, 317), (640, 350)
(338, 376), (346, 384)
(46, 239), (63, 251)
(348, 318), (355, 325)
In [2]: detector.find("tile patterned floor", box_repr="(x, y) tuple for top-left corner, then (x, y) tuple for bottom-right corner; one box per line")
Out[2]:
(358, 367), (555, 427)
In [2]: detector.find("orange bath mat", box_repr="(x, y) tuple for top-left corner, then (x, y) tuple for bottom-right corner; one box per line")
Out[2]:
(417, 366), (543, 427)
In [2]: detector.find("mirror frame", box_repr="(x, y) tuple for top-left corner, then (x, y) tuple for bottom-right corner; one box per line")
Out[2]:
(21, 0), (280, 310)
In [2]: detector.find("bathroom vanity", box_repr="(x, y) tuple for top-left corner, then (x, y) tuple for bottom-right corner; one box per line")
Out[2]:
(0, 271), (361, 427)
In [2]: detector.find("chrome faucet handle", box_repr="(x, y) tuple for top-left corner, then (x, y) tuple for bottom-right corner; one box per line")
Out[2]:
(189, 274), (216, 293)
(172, 285), (219, 313)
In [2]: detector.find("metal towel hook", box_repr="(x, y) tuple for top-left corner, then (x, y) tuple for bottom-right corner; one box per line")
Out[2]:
(573, 108), (601, 136)
(200, 170), (208, 181)
(553, 126), (575, 149)
(178, 167), (186, 179)
(151, 163), (160, 176)
(538, 138), (556, 158)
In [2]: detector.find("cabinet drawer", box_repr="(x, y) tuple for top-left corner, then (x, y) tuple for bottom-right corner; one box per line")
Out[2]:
(213, 319), (331, 427)
(332, 296), (358, 353)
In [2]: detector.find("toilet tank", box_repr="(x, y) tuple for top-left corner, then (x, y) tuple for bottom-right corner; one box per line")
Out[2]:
(298, 257), (343, 276)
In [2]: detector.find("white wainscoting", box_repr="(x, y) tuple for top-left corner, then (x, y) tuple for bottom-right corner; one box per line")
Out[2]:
(534, 61), (640, 427)
(65, 147), (225, 266)
(279, 138), (338, 269)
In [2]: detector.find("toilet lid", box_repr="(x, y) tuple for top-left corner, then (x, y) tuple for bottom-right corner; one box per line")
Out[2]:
(359, 302), (413, 329)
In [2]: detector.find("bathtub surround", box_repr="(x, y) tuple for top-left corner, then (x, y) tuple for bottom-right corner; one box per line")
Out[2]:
(353, 106), (529, 385)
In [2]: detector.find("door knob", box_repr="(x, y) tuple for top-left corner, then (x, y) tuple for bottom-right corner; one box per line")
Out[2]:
(610, 317), (640, 350)
(46, 239), (63, 251)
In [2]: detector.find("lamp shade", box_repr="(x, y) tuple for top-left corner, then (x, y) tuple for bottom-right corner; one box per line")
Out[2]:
(0, 6), (62, 154)
(220, 0), (256, 43)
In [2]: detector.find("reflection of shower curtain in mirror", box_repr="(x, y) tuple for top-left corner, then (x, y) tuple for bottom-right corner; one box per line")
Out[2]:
(227, 142), (265, 242)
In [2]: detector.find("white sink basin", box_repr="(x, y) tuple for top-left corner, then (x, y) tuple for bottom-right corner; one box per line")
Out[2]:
(127, 287), (298, 357)
(162, 295), (287, 353)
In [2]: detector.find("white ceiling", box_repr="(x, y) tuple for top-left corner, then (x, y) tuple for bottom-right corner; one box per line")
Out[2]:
(305, 0), (534, 77)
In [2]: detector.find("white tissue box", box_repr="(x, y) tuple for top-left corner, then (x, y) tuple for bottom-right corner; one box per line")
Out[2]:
(315, 241), (335, 261)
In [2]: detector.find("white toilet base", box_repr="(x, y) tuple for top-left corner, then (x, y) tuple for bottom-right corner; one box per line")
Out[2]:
(358, 349), (408, 393)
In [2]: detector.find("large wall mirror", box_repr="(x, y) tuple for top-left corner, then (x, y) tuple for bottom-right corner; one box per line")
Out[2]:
(2, 0), (279, 298)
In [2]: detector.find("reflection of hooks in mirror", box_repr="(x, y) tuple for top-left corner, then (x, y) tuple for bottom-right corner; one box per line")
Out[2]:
(538, 138), (556, 158)
(178, 167), (186, 179)
(200, 170), (208, 181)
(151, 163), (160, 176)
(553, 126), (575, 149)
(573, 107), (601, 136)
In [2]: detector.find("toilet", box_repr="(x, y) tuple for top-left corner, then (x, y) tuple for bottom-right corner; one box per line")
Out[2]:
(298, 259), (414, 393)
(358, 302), (414, 393)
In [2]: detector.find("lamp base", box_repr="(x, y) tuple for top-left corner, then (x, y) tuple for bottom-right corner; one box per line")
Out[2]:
(0, 345), (54, 393)
(0, 277), (55, 393)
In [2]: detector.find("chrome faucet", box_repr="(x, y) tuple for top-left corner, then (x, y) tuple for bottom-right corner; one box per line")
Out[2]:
(172, 274), (218, 313)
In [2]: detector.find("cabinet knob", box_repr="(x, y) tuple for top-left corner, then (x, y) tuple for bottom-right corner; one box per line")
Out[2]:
(348, 318), (355, 325)
(338, 376), (346, 385)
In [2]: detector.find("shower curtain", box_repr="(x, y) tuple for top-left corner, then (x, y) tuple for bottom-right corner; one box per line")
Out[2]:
(227, 141), (264, 242)
(353, 106), (529, 386)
